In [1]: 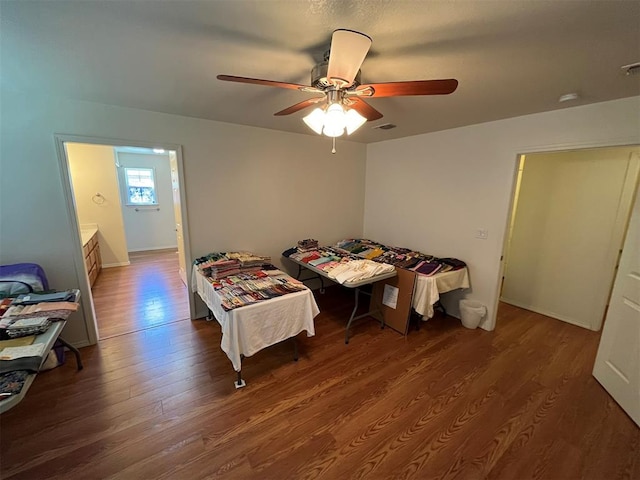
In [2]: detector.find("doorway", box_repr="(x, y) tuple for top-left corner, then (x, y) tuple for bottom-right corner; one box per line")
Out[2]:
(500, 145), (640, 331)
(58, 136), (193, 340)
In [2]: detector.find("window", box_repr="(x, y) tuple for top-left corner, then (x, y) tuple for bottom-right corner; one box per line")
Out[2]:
(124, 167), (157, 205)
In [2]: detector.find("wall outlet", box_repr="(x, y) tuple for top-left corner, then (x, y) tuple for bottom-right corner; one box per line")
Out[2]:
(475, 228), (489, 239)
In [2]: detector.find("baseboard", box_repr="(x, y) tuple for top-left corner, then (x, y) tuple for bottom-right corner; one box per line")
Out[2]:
(128, 245), (178, 253)
(499, 297), (591, 329)
(64, 340), (92, 349)
(102, 261), (131, 268)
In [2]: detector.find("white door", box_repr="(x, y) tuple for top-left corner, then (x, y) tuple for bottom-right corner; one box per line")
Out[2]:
(169, 151), (187, 286)
(593, 184), (640, 427)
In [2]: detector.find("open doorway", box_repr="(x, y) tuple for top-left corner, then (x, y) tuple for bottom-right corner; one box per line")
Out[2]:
(499, 145), (640, 331)
(59, 138), (193, 339)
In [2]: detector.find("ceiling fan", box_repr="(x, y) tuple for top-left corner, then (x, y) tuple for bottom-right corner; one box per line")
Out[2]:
(217, 29), (458, 141)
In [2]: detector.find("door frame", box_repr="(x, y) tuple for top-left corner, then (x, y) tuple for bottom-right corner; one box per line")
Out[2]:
(54, 134), (194, 344)
(495, 143), (639, 331)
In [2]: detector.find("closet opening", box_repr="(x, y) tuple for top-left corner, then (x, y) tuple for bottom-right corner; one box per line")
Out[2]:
(498, 145), (639, 331)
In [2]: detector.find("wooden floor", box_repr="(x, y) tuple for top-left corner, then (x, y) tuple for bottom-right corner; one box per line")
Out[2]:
(92, 249), (190, 339)
(1, 288), (638, 479)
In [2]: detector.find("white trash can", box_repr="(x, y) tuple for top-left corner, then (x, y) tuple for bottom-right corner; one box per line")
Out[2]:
(459, 299), (486, 329)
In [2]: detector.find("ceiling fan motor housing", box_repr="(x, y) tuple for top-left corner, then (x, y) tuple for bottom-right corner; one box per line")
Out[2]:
(311, 61), (362, 90)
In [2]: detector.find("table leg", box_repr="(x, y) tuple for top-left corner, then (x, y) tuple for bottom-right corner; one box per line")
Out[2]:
(344, 286), (385, 344)
(317, 274), (325, 294)
(235, 354), (246, 388)
(57, 337), (83, 371)
(293, 336), (298, 361)
(235, 370), (246, 389)
(296, 265), (326, 294)
(434, 301), (447, 316)
(345, 288), (361, 344)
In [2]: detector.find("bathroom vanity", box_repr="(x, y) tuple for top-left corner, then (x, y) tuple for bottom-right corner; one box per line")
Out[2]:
(81, 226), (102, 286)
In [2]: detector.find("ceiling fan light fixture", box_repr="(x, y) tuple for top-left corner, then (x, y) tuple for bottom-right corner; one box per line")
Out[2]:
(303, 102), (367, 137)
(344, 108), (367, 135)
(323, 103), (347, 137)
(303, 107), (325, 135)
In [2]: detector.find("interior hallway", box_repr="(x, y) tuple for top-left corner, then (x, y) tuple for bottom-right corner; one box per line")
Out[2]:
(91, 249), (190, 338)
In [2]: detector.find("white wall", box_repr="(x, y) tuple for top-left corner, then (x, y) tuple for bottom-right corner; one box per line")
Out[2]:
(0, 87), (367, 346)
(116, 151), (178, 252)
(67, 143), (130, 266)
(365, 96), (640, 330)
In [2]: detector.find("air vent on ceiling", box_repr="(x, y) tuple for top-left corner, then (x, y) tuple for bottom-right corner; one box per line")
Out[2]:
(372, 123), (397, 130)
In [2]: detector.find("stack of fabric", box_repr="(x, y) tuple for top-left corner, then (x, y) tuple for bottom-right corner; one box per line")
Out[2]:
(3, 317), (52, 338)
(194, 251), (272, 280)
(374, 250), (430, 269)
(327, 259), (394, 284)
(411, 260), (443, 276)
(194, 252), (230, 278)
(334, 238), (385, 258)
(226, 252), (271, 271)
(197, 257), (240, 279)
(297, 239), (318, 252)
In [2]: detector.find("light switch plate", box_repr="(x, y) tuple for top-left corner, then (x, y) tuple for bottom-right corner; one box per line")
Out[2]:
(475, 228), (489, 239)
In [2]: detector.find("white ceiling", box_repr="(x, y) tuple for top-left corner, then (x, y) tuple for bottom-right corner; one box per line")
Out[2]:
(2, 0), (639, 143)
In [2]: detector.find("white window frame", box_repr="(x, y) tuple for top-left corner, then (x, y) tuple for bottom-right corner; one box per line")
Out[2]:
(123, 167), (159, 206)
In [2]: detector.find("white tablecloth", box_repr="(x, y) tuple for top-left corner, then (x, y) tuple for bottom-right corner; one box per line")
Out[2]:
(412, 268), (470, 319)
(192, 268), (319, 371)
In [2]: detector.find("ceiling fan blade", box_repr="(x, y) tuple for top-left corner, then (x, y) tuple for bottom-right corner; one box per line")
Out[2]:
(274, 97), (325, 116)
(349, 98), (383, 121)
(326, 29), (372, 88)
(357, 79), (459, 97)
(217, 74), (308, 91)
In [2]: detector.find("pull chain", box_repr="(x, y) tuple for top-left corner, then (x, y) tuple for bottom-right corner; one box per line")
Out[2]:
(331, 137), (336, 154)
